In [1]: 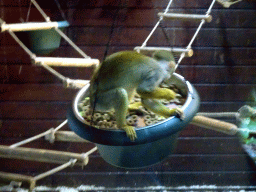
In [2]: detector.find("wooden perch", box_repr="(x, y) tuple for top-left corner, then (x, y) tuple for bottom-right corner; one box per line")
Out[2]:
(134, 46), (193, 57)
(33, 57), (100, 67)
(0, 145), (88, 166)
(158, 12), (212, 23)
(64, 79), (90, 89)
(191, 115), (238, 135)
(0, 172), (33, 183)
(45, 131), (90, 142)
(0, 159), (78, 191)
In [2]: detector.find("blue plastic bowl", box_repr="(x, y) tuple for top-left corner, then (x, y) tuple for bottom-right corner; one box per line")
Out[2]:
(67, 73), (200, 168)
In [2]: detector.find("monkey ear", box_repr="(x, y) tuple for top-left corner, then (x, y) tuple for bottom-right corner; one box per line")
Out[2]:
(152, 50), (175, 62)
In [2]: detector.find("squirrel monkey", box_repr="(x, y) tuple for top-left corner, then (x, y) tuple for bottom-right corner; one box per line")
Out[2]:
(89, 50), (184, 141)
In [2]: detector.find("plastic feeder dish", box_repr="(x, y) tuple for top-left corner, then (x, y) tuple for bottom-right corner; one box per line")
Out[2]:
(67, 73), (200, 168)
(16, 21), (69, 55)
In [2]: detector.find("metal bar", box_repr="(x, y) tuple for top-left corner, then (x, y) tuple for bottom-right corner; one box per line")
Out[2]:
(158, 13), (212, 23)
(33, 57), (99, 67)
(134, 46), (193, 57)
(0, 145), (88, 166)
(1, 22), (58, 32)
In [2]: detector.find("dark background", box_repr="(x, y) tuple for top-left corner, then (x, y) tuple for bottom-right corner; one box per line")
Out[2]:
(0, 0), (256, 190)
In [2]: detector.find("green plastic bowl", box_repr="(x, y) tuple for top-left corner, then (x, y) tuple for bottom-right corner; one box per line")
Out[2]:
(68, 73), (200, 168)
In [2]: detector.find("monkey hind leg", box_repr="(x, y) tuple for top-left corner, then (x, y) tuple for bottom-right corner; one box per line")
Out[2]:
(142, 98), (184, 120)
(110, 88), (137, 141)
(128, 102), (142, 110)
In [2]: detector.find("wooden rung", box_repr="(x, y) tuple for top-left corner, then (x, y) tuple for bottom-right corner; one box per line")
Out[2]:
(1, 22), (60, 32)
(33, 57), (100, 67)
(191, 115), (238, 135)
(158, 12), (212, 23)
(0, 171), (36, 190)
(134, 46), (193, 57)
(0, 171), (33, 182)
(45, 131), (90, 142)
(64, 79), (90, 89)
(0, 145), (88, 166)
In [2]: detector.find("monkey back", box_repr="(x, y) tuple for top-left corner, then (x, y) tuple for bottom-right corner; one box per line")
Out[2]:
(89, 51), (171, 110)
(92, 51), (170, 89)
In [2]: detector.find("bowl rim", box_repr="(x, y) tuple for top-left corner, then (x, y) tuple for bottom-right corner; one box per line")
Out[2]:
(57, 21), (70, 28)
(68, 73), (200, 146)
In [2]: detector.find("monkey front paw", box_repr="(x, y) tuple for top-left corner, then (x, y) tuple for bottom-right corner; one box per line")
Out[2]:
(122, 125), (137, 141)
(173, 108), (185, 120)
(128, 102), (142, 111)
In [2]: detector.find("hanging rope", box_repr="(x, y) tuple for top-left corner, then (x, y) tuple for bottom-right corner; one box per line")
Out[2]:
(40, 62), (67, 82)
(137, 0), (217, 72)
(30, 0), (90, 58)
(0, 0), (93, 86)
(175, 0), (216, 70)
(54, 27), (90, 59)
(26, 0), (32, 22)
(54, 0), (67, 21)
(7, 30), (36, 59)
(140, 0), (174, 48)
(31, 0), (51, 22)
(9, 120), (68, 148)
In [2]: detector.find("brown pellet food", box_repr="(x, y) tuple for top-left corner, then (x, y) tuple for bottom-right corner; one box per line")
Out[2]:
(78, 83), (186, 130)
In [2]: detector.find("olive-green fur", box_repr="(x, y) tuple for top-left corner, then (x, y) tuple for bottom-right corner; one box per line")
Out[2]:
(89, 50), (183, 141)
